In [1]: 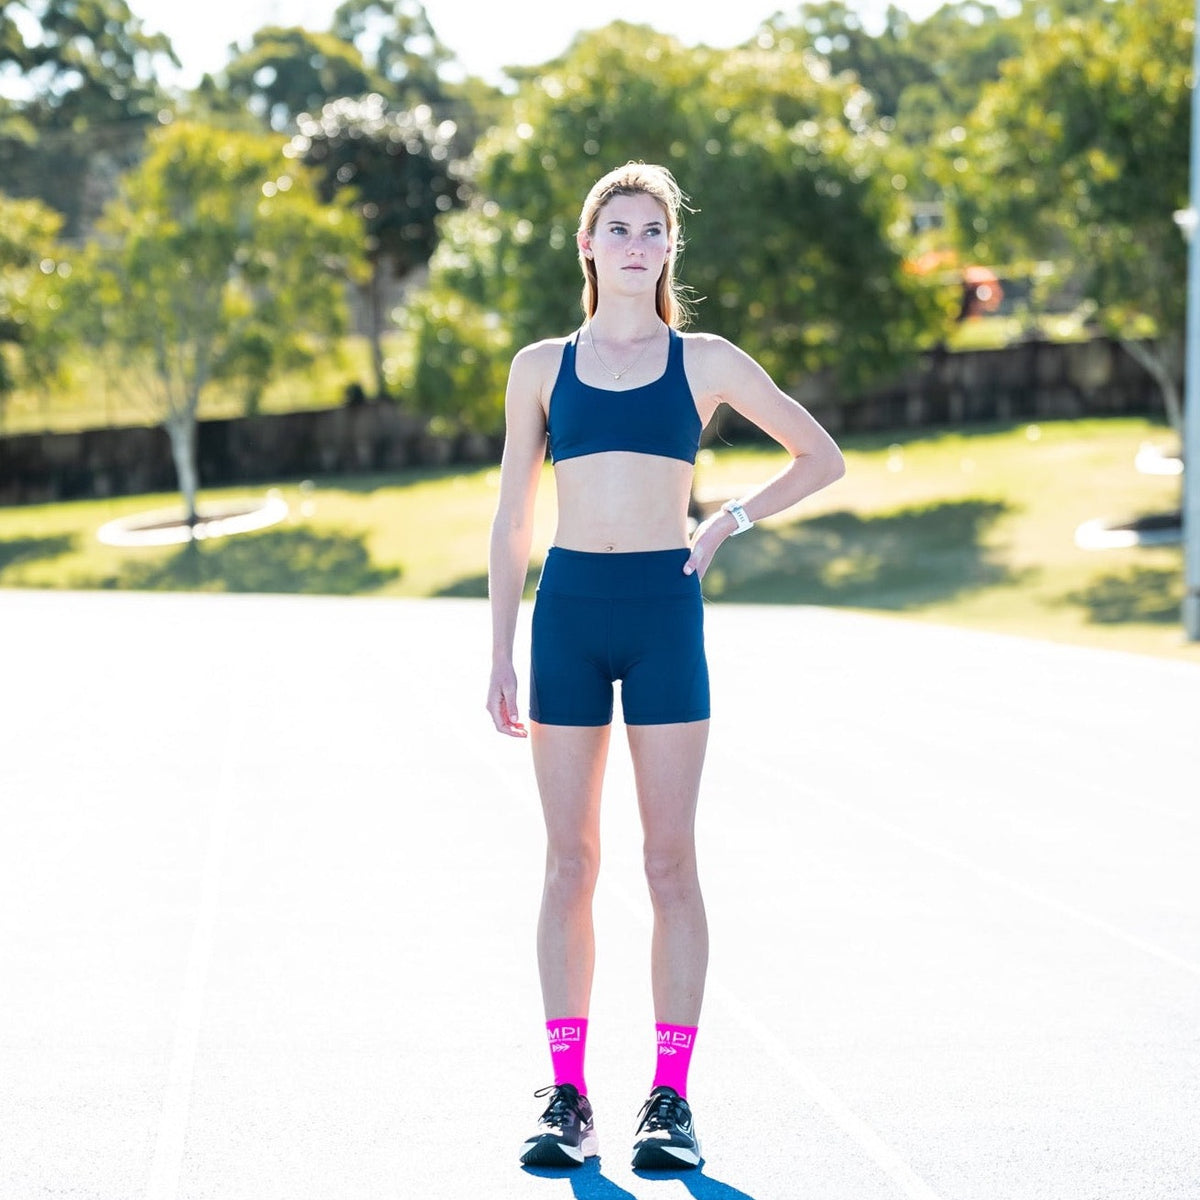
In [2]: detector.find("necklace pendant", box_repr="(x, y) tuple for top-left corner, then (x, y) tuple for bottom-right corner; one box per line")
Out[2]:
(586, 321), (658, 382)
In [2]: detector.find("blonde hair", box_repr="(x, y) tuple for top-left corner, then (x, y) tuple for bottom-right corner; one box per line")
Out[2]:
(577, 162), (690, 328)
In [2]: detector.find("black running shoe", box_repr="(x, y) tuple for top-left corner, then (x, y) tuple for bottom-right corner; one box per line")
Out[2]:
(631, 1085), (701, 1169)
(519, 1083), (599, 1167)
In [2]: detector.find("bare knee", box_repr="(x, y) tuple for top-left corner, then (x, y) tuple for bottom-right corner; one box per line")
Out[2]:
(544, 847), (600, 905)
(643, 846), (700, 910)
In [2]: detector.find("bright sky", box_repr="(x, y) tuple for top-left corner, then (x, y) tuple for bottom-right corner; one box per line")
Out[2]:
(127, 0), (959, 88)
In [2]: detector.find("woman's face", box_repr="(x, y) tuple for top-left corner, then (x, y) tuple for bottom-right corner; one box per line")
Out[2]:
(578, 192), (672, 298)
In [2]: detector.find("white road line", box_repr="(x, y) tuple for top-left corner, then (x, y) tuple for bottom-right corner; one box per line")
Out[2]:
(1044, 780), (1200, 828)
(143, 724), (242, 1200)
(599, 874), (950, 1200)
(707, 978), (950, 1200)
(878, 728), (1200, 830)
(754, 763), (1200, 981)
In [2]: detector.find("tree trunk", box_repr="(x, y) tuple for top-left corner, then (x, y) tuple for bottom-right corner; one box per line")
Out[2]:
(1119, 337), (1183, 433)
(165, 411), (200, 530)
(367, 258), (386, 399)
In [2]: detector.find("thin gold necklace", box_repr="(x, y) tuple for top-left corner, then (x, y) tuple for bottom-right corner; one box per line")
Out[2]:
(585, 323), (660, 381)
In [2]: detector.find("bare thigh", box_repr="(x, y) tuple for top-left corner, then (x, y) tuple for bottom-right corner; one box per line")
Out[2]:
(530, 722), (611, 855)
(627, 720), (709, 850)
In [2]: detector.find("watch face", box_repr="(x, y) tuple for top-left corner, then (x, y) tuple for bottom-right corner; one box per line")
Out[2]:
(724, 502), (752, 533)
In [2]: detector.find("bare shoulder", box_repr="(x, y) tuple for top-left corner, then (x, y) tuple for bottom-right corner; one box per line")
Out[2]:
(513, 334), (572, 367)
(680, 329), (840, 459)
(678, 330), (768, 403)
(508, 335), (570, 411)
(510, 335), (570, 378)
(677, 329), (737, 363)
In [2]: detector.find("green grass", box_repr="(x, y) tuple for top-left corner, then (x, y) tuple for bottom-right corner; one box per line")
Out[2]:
(0, 417), (1193, 661)
(944, 312), (1095, 351)
(698, 419), (1188, 657)
(0, 334), (396, 434)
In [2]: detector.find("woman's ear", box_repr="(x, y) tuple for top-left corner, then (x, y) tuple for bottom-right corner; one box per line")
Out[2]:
(576, 229), (593, 259)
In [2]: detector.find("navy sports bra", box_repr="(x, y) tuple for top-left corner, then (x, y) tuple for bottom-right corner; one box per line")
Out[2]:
(546, 327), (702, 465)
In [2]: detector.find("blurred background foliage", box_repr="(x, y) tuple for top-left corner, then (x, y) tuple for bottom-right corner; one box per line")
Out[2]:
(0, 0), (1191, 463)
(65, 119), (365, 523)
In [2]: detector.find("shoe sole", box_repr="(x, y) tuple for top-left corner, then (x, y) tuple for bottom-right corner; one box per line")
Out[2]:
(631, 1141), (701, 1170)
(520, 1132), (599, 1168)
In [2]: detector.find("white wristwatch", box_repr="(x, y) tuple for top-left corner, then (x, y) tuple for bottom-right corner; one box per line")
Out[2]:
(721, 500), (754, 535)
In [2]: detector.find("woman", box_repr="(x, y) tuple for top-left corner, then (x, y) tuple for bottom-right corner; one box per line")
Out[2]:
(486, 162), (844, 1171)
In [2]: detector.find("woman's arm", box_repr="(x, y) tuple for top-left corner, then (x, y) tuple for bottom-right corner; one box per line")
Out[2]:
(486, 344), (551, 737)
(684, 335), (846, 578)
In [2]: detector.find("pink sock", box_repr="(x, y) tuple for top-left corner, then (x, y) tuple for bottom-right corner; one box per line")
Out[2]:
(546, 1017), (589, 1095)
(652, 1022), (698, 1098)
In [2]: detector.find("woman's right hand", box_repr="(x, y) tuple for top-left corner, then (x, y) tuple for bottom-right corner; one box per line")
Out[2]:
(683, 509), (736, 579)
(487, 660), (528, 738)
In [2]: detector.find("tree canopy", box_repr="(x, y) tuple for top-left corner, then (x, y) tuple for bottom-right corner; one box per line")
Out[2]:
(287, 93), (467, 397)
(73, 120), (364, 520)
(0, 0), (1187, 446)
(945, 0), (1190, 424)
(0, 0), (174, 126)
(210, 0), (463, 135)
(331, 0), (453, 102)
(0, 194), (66, 415)
(0, 0), (176, 234)
(220, 26), (375, 133)
(405, 21), (937, 431)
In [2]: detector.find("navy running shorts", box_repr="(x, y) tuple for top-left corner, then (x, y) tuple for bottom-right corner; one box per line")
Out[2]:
(529, 547), (710, 727)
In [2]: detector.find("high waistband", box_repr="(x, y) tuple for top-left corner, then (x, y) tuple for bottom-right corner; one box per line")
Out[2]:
(537, 546), (698, 599)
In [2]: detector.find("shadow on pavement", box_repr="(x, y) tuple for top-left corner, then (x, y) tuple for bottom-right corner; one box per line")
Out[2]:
(523, 1159), (637, 1197)
(701, 499), (1019, 609)
(1061, 566), (1182, 624)
(635, 1165), (759, 1198)
(81, 526), (400, 595)
(522, 1160), (759, 1198)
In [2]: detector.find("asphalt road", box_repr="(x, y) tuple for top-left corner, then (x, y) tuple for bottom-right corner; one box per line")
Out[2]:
(2, 589), (1197, 1200)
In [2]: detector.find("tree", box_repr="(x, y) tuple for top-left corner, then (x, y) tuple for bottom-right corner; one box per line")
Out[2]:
(946, 0), (1190, 427)
(328, 0), (500, 156)
(0, 0), (174, 125)
(287, 94), (466, 398)
(406, 21), (936, 432)
(331, 0), (452, 103)
(72, 120), (364, 525)
(765, 3), (1120, 206)
(763, 2), (928, 119)
(889, 2), (1024, 146)
(0, 0), (177, 235)
(0, 195), (67, 423)
(219, 26), (375, 132)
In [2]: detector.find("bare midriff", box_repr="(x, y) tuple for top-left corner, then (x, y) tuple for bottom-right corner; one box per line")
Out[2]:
(551, 451), (694, 552)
